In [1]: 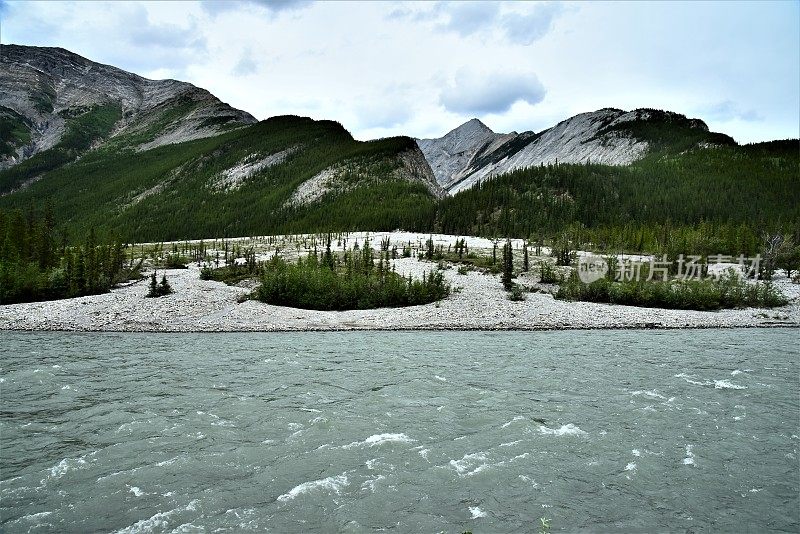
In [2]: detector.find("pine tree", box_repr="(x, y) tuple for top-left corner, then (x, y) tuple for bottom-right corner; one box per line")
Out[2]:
(523, 243), (529, 272)
(501, 239), (514, 290)
(426, 236), (434, 260)
(147, 271), (158, 297)
(159, 274), (172, 295)
(323, 239), (335, 270)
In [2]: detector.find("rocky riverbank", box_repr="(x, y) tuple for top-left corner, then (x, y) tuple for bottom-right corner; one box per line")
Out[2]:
(1, 257), (798, 332)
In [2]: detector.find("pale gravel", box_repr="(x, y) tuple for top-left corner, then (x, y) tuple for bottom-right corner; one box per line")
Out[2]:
(1, 257), (797, 333)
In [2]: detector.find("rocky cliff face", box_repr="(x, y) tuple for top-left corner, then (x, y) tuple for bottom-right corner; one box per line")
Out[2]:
(285, 145), (444, 207)
(417, 108), (732, 195)
(0, 44), (256, 168)
(416, 118), (510, 189)
(394, 145), (446, 199)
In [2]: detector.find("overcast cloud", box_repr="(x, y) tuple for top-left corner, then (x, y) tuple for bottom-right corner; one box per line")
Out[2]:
(0, 0), (797, 142)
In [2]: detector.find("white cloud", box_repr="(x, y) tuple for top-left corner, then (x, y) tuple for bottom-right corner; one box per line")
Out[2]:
(0, 0), (797, 143)
(201, 0), (313, 16)
(502, 2), (564, 45)
(434, 1), (501, 37)
(701, 100), (763, 123)
(232, 49), (258, 76)
(440, 70), (546, 116)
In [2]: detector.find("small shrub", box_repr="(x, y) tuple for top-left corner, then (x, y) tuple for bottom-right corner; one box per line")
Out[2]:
(538, 261), (562, 284)
(161, 254), (188, 269)
(457, 265), (469, 275)
(508, 284), (526, 301)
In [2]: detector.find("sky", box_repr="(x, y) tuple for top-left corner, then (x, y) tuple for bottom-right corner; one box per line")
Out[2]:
(0, 0), (798, 143)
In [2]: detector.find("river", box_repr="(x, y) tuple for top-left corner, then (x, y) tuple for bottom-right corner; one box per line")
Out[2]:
(1, 329), (798, 532)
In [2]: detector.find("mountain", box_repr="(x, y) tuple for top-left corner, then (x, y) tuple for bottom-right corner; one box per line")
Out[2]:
(0, 44), (257, 175)
(417, 108), (736, 194)
(0, 45), (442, 241)
(415, 118), (514, 187)
(0, 44), (795, 249)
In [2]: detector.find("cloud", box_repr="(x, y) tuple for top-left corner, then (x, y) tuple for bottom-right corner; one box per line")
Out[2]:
(435, 1), (500, 37)
(440, 70), (546, 115)
(232, 49), (258, 76)
(352, 98), (414, 130)
(385, 7), (412, 20)
(502, 2), (564, 45)
(701, 100), (763, 122)
(388, 1), (563, 46)
(201, 0), (313, 16)
(126, 7), (205, 51)
(342, 82), (417, 131)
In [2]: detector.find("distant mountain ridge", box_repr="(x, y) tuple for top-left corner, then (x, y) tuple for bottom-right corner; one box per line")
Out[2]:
(0, 44), (256, 169)
(417, 108), (736, 194)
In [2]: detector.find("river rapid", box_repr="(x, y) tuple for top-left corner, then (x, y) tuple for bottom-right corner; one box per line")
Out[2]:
(1, 329), (798, 532)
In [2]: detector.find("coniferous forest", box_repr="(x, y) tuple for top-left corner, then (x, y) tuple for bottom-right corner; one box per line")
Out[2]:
(0, 206), (136, 304)
(437, 141), (800, 256)
(1, 135), (796, 255)
(256, 241), (449, 310)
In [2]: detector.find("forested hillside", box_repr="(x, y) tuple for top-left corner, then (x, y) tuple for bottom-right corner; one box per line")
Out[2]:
(2, 44), (796, 260)
(437, 141), (800, 255)
(0, 130), (797, 259)
(0, 116), (440, 242)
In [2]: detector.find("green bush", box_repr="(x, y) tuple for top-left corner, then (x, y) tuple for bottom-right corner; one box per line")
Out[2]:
(255, 251), (449, 311)
(556, 271), (787, 310)
(160, 254), (188, 269)
(538, 261), (562, 284)
(508, 284), (526, 301)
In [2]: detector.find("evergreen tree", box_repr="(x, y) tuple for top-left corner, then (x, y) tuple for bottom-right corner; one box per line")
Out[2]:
(501, 239), (514, 290)
(147, 271), (158, 297)
(523, 242), (529, 272)
(159, 274), (173, 295)
(425, 236), (434, 260)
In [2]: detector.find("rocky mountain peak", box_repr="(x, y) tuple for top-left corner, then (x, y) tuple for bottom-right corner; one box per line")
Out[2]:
(417, 107), (735, 195)
(0, 44), (256, 169)
(450, 117), (493, 136)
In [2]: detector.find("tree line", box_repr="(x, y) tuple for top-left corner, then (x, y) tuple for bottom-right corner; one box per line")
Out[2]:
(0, 205), (135, 304)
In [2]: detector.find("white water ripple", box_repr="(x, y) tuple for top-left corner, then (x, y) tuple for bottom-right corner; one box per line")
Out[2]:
(277, 474), (349, 502)
(342, 433), (415, 449)
(537, 424), (586, 436)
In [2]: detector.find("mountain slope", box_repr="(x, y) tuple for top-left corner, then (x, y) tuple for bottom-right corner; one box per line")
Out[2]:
(0, 45), (443, 240)
(0, 44), (257, 183)
(417, 108), (736, 194)
(416, 118), (516, 188)
(436, 139), (800, 252)
(0, 44), (794, 251)
(0, 114), (442, 241)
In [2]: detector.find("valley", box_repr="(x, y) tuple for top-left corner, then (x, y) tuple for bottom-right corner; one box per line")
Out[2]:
(0, 45), (798, 325)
